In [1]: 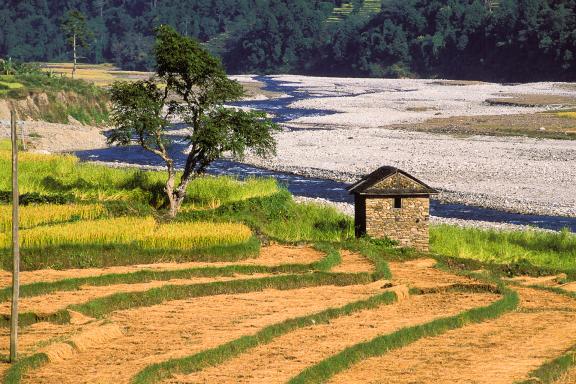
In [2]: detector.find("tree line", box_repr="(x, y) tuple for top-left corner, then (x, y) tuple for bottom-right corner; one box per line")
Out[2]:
(0, 0), (574, 81)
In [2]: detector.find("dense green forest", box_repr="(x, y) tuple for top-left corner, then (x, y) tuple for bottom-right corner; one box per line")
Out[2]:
(0, 0), (575, 81)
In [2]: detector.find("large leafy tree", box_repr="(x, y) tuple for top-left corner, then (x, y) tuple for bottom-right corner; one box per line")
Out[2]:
(108, 25), (278, 217)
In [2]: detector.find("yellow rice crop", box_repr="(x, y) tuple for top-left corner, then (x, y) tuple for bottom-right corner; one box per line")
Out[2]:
(0, 204), (106, 233)
(0, 217), (252, 249)
(555, 111), (576, 119)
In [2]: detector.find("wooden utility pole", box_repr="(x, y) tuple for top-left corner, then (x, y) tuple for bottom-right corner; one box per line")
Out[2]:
(10, 110), (19, 363)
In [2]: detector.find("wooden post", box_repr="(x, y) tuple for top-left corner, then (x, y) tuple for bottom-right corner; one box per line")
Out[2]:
(10, 110), (19, 363)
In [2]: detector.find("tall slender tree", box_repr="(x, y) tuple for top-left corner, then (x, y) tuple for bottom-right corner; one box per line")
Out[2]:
(61, 10), (92, 79)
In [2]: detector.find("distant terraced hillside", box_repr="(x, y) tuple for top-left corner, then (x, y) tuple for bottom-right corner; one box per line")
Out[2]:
(327, 0), (382, 23)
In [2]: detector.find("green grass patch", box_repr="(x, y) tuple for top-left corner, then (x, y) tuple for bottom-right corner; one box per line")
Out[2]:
(131, 290), (399, 384)
(3, 353), (49, 384)
(431, 225), (576, 271)
(0, 310), (70, 329)
(0, 80), (23, 89)
(183, 190), (355, 243)
(0, 144), (279, 209)
(287, 282), (519, 383)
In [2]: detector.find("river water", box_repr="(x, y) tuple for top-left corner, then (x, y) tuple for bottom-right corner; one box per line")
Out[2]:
(75, 76), (576, 232)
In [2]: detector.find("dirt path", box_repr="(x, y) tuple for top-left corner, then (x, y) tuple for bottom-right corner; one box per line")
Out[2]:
(331, 250), (374, 273)
(0, 274), (274, 316)
(20, 281), (388, 384)
(0, 245), (324, 287)
(168, 291), (499, 383)
(328, 287), (576, 384)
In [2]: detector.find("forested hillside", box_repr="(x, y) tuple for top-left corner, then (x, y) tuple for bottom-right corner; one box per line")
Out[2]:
(1, 0), (575, 81)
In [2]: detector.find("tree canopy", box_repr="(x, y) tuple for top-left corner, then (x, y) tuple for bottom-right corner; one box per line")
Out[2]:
(1, 0), (575, 81)
(108, 25), (278, 217)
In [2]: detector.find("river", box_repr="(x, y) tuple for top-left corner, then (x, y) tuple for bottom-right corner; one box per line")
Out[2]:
(75, 76), (576, 232)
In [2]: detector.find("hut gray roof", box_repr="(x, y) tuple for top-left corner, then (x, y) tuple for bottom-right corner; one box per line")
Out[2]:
(347, 166), (438, 196)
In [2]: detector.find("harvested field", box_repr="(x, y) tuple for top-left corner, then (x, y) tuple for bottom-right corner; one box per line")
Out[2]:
(19, 282), (387, 383)
(169, 291), (499, 383)
(330, 250), (374, 273)
(388, 258), (471, 288)
(0, 273), (274, 316)
(1, 239), (574, 384)
(0, 244), (323, 287)
(327, 287), (576, 384)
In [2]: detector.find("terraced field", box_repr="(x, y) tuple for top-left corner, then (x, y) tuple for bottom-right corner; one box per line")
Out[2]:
(326, 0), (382, 23)
(1, 144), (575, 383)
(1, 241), (575, 384)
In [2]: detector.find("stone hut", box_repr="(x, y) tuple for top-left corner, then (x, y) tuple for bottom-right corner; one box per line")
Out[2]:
(347, 166), (438, 252)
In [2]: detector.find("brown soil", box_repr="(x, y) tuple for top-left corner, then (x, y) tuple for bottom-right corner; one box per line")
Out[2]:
(328, 287), (576, 384)
(20, 281), (387, 384)
(170, 291), (499, 384)
(486, 94), (576, 107)
(508, 273), (567, 286)
(0, 244), (324, 287)
(508, 274), (576, 293)
(4, 254), (573, 384)
(240, 81), (284, 100)
(331, 250), (374, 273)
(0, 274), (274, 316)
(388, 258), (472, 288)
(560, 282), (576, 292)
(387, 112), (576, 139)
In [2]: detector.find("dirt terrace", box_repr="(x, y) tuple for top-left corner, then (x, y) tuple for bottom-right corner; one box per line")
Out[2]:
(1, 245), (574, 384)
(328, 287), (576, 384)
(0, 244), (324, 287)
(21, 282), (388, 384)
(169, 291), (498, 384)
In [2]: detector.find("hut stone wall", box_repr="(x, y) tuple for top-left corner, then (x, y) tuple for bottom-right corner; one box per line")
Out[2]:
(365, 196), (430, 252)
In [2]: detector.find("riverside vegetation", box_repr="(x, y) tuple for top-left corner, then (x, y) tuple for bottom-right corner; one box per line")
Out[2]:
(0, 141), (576, 383)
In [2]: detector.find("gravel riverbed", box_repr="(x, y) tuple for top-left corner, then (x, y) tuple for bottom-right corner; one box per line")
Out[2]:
(240, 75), (576, 218)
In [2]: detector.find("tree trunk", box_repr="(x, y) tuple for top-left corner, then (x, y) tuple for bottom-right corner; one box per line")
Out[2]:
(72, 33), (77, 79)
(164, 161), (178, 218)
